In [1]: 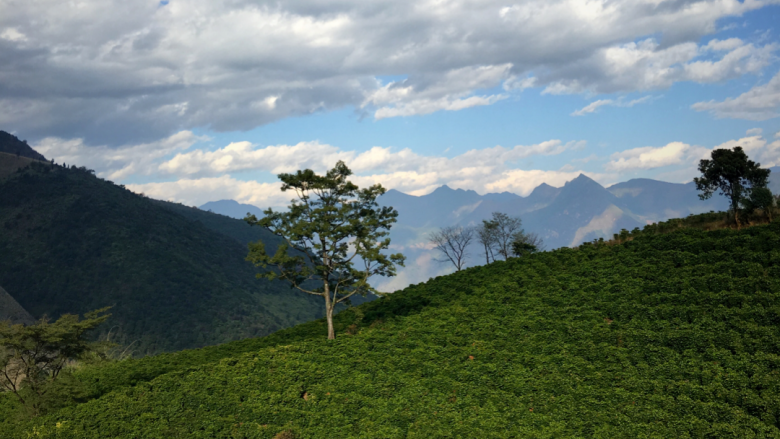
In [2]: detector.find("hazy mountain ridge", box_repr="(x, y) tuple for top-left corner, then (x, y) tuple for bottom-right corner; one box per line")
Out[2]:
(181, 168), (777, 291)
(199, 199), (266, 221)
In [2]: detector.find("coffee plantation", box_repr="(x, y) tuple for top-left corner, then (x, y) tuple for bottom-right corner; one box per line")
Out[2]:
(2, 221), (780, 437)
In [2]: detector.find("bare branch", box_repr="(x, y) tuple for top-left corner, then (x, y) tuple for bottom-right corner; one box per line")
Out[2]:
(429, 225), (474, 271)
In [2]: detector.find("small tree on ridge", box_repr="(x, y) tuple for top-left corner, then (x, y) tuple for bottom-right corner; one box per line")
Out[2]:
(694, 146), (770, 228)
(429, 225), (474, 271)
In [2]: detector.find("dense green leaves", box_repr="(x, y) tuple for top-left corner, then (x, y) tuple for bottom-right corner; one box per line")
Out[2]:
(5, 222), (780, 437)
(0, 308), (110, 416)
(246, 161), (404, 339)
(694, 146), (771, 226)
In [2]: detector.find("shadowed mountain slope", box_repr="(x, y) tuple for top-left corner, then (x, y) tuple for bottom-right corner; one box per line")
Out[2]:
(0, 285), (35, 325)
(0, 159), (323, 354)
(0, 131), (46, 161)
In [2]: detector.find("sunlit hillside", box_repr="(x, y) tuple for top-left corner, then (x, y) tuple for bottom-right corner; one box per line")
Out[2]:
(4, 220), (779, 437)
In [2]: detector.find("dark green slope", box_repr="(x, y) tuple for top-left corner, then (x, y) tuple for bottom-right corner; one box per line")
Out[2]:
(0, 131), (46, 161)
(0, 160), (323, 354)
(10, 222), (780, 438)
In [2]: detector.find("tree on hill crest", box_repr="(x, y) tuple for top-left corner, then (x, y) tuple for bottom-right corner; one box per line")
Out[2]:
(694, 146), (770, 228)
(246, 161), (405, 340)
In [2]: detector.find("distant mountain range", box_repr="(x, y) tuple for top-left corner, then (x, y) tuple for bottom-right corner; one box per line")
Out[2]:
(200, 199), (266, 220)
(203, 169), (779, 290)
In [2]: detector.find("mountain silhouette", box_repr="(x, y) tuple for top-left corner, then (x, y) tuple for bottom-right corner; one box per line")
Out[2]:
(0, 131), (46, 161)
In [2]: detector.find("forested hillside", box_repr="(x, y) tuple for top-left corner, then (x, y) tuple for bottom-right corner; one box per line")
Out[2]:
(0, 159), (324, 354)
(0, 131), (46, 161)
(5, 220), (779, 437)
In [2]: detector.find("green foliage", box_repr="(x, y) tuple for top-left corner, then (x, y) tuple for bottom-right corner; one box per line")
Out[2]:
(694, 146), (771, 226)
(0, 160), (323, 354)
(477, 212), (524, 261)
(4, 221), (780, 437)
(0, 308), (110, 416)
(744, 187), (776, 222)
(510, 239), (537, 257)
(246, 161), (404, 339)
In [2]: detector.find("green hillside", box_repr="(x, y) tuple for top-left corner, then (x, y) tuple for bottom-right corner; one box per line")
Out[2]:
(4, 221), (779, 437)
(0, 131), (46, 161)
(0, 159), (324, 355)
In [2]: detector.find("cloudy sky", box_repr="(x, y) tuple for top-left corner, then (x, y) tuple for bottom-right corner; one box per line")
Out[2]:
(3, 0), (780, 208)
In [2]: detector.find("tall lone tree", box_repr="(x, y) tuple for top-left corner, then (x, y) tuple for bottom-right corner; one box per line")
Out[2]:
(694, 146), (770, 228)
(245, 161), (405, 340)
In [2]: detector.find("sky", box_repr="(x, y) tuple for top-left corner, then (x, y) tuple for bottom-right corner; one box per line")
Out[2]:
(2, 0), (780, 208)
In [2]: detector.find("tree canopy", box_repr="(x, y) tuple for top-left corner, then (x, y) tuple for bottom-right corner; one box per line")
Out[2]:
(246, 161), (405, 339)
(694, 146), (770, 226)
(0, 307), (110, 416)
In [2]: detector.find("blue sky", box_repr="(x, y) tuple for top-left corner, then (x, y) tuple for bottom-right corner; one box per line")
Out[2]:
(2, 0), (780, 207)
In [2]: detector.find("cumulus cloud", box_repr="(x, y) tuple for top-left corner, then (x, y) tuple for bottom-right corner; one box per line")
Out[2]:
(711, 133), (780, 167)
(1, 0), (777, 144)
(49, 133), (592, 206)
(34, 131), (207, 180)
(692, 70), (780, 120)
(364, 64), (511, 119)
(155, 137), (586, 189)
(545, 37), (776, 95)
(605, 142), (696, 171)
(126, 177), (292, 208)
(605, 130), (780, 178)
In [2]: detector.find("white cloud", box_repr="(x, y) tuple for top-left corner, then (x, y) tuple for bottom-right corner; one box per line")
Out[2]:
(364, 64), (512, 119)
(572, 95), (654, 116)
(34, 131), (207, 180)
(155, 138), (585, 183)
(572, 99), (615, 116)
(547, 37), (776, 95)
(126, 177), (292, 208)
(41, 131), (594, 206)
(159, 141), (351, 177)
(605, 142), (694, 171)
(692, 70), (780, 120)
(1, 0), (777, 144)
(605, 130), (780, 178)
(712, 133), (780, 167)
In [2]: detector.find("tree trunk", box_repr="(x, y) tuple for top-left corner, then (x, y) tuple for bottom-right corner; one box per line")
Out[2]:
(326, 305), (335, 340)
(323, 287), (335, 340)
